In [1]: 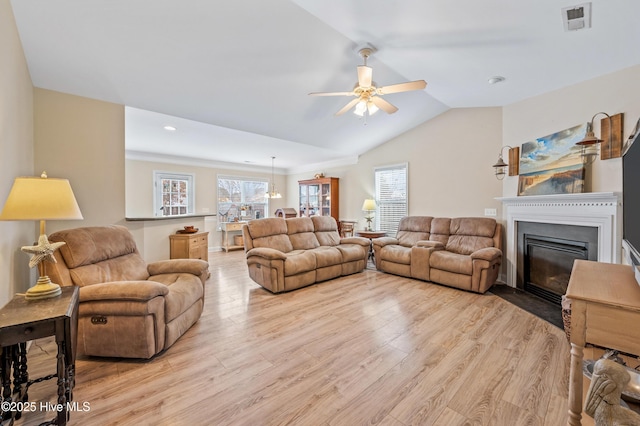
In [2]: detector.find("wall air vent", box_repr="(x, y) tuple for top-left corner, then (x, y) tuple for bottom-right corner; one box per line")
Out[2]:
(562, 3), (592, 31)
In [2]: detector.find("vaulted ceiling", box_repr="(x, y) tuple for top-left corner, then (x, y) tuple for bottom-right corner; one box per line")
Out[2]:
(11, 0), (640, 173)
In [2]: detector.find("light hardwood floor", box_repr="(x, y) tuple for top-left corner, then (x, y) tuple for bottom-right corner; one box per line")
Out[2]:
(17, 251), (570, 425)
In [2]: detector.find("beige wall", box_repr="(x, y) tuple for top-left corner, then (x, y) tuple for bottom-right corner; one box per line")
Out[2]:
(126, 159), (220, 218)
(0, 0), (35, 305)
(34, 89), (126, 235)
(126, 158), (287, 260)
(288, 107), (504, 231)
(502, 64), (640, 200)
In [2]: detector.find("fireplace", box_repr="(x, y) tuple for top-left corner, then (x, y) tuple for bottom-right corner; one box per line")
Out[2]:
(517, 222), (597, 305)
(498, 192), (621, 291)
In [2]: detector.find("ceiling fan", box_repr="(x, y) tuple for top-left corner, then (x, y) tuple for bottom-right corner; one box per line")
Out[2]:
(309, 45), (427, 117)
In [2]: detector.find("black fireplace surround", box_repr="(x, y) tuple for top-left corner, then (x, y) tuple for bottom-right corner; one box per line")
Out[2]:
(517, 221), (598, 305)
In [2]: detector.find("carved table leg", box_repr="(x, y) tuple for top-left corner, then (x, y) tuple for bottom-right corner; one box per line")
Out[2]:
(567, 299), (587, 426)
(56, 339), (67, 426)
(1, 346), (13, 422)
(12, 342), (28, 420)
(568, 342), (584, 425)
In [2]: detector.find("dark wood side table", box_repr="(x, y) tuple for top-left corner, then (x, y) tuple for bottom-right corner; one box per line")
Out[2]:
(356, 231), (386, 263)
(0, 286), (79, 426)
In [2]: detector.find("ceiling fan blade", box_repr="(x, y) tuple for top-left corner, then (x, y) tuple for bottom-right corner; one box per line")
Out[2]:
(370, 96), (398, 114)
(357, 65), (372, 87)
(309, 91), (354, 97)
(377, 80), (427, 95)
(335, 98), (361, 116)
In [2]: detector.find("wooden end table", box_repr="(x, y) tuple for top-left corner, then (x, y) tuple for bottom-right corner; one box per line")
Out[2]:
(0, 286), (79, 425)
(565, 260), (640, 425)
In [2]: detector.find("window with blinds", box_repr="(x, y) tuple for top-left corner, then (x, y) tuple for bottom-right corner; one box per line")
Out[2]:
(374, 164), (408, 236)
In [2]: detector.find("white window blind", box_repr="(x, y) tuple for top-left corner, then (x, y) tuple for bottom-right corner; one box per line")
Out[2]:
(375, 164), (408, 235)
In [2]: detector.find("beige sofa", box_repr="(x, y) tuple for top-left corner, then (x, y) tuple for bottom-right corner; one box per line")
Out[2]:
(45, 225), (209, 359)
(242, 216), (370, 293)
(372, 216), (502, 293)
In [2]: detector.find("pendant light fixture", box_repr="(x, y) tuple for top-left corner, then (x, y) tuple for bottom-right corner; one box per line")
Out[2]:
(265, 156), (282, 199)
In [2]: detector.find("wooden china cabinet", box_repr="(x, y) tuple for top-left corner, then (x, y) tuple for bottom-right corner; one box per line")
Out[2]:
(298, 177), (339, 223)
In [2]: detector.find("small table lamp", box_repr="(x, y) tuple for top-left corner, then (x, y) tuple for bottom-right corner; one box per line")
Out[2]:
(0, 172), (83, 300)
(362, 199), (377, 231)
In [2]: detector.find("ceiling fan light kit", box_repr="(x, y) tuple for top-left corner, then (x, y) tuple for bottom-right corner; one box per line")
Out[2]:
(309, 43), (427, 118)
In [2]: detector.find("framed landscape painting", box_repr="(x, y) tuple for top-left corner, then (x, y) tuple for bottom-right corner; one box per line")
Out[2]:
(517, 123), (587, 196)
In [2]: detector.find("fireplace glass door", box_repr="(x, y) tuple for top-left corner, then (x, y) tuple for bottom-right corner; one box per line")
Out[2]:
(524, 236), (588, 305)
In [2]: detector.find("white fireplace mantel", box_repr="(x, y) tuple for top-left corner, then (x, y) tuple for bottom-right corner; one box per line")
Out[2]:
(497, 192), (621, 287)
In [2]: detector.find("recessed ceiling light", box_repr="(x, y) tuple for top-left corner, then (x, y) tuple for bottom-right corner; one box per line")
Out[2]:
(163, 125), (177, 131)
(488, 76), (506, 85)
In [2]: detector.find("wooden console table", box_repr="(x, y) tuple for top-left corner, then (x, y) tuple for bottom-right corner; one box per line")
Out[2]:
(0, 286), (79, 425)
(566, 260), (640, 425)
(220, 221), (247, 252)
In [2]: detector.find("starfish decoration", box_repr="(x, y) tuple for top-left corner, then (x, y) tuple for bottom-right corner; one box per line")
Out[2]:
(21, 234), (66, 269)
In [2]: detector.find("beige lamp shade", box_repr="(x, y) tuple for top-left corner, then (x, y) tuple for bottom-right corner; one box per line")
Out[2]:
(0, 173), (83, 300)
(362, 199), (377, 211)
(0, 175), (83, 221)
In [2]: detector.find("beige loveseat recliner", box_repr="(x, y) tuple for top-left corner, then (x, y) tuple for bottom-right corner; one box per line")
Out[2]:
(242, 216), (370, 293)
(373, 216), (502, 293)
(45, 225), (209, 359)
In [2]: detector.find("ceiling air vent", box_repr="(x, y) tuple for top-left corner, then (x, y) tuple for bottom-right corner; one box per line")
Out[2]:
(562, 3), (592, 31)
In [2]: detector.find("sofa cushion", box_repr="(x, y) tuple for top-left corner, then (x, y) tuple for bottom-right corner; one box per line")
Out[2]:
(446, 218), (497, 255)
(428, 218), (452, 246)
(311, 246), (342, 268)
(312, 216), (341, 246)
(336, 244), (365, 263)
(396, 216), (432, 247)
(52, 225), (142, 269)
(380, 245), (412, 265)
(246, 218), (294, 253)
(430, 250), (473, 275)
(287, 217), (321, 250)
(69, 253), (149, 287)
(283, 250), (317, 276)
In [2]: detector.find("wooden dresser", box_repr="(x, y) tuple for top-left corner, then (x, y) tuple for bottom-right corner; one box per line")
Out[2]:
(169, 231), (209, 261)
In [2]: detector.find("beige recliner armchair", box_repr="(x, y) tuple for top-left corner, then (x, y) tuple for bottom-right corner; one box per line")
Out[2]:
(45, 225), (209, 359)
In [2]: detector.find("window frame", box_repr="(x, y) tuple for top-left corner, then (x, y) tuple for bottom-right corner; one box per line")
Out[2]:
(153, 171), (195, 217)
(217, 175), (270, 221)
(374, 163), (408, 235)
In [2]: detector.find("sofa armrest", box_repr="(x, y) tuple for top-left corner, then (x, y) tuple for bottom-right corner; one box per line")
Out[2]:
(246, 247), (287, 261)
(372, 237), (399, 249)
(340, 236), (370, 247)
(409, 242), (444, 281)
(470, 247), (502, 262)
(148, 259), (209, 277)
(470, 248), (503, 293)
(415, 240), (445, 249)
(79, 281), (169, 303)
